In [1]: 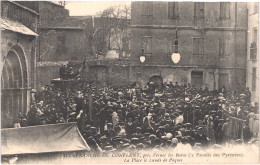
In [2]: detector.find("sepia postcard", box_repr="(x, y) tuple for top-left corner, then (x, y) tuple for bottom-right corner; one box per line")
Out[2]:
(1, 0), (259, 164)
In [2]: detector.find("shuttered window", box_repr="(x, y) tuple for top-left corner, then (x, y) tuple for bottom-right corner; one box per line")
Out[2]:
(193, 38), (204, 55)
(141, 36), (152, 55)
(219, 38), (230, 56)
(252, 68), (257, 91)
(168, 2), (179, 19)
(250, 42), (257, 60)
(220, 2), (230, 19)
(141, 2), (153, 16)
(194, 2), (204, 19)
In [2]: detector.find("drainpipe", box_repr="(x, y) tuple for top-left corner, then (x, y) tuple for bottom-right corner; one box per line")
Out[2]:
(234, 2), (238, 89)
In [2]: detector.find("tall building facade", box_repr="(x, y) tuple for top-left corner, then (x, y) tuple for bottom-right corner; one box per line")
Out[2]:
(1, 1), (39, 127)
(130, 2), (248, 90)
(247, 2), (259, 102)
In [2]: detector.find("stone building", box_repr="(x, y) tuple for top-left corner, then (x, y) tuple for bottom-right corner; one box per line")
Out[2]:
(1, 1), (39, 127)
(130, 2), (248, 90)
(247, 2), (259, 102)
(37, 2), (93, 62)
(36, 2), (131, 89)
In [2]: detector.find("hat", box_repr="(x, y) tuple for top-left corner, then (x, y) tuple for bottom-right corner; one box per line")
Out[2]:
(158, 126), (165, 129)
(136, 127), (142, 130)
(185, 123), (192, 127)
(149, 134), (156, 139)
(171, 138), (178, 144)
(131, 138), (139, 143)
(136, 143), (145, 149)
(107, 123), (113, 126)
(144, 133), (150, 136)
(197, 127), (203, 131)
(104, 146), (115, 151)
(122, 143), (130, 148)
(166, 133), (173, 139)
(100, 136), (107, 140)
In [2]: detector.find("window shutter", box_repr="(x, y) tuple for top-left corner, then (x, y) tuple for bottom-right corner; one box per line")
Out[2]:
(142, 36), (152, 54)
(173, 2), (179, 18)
(193, 38), (199, 54)
(219, 38), (224, 56)
(199, 38), (204, 54)
(252, 68), (257, 91)
(220, 2), (230, 19)
(194, 3), (199, 18)
(168, 2), (174, 18)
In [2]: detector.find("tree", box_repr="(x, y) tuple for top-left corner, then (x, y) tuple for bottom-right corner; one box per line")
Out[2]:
(57, 1), (69, 7)
(93, 4), (131, 59)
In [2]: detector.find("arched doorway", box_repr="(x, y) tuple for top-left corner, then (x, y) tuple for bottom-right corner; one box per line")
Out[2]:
(1, 44), (28, 128)
(149, 75), (163, 89)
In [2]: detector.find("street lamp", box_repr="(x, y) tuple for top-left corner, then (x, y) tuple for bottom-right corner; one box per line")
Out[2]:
(171, 29), (181, 64)
(140, 48), (145, 63)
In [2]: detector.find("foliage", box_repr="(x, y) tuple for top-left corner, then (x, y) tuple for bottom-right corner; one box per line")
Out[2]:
(93, 5), (131, 58)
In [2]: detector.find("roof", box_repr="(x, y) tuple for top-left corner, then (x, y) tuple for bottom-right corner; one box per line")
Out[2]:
(1, 18), (38, 36)
(40, 16), (92, 29)
(1, 122), (90, 155)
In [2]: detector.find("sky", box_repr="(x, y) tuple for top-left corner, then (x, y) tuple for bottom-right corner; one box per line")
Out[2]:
(65, 1), (131, 16)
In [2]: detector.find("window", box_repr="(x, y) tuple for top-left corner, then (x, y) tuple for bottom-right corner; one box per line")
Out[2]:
(219, 73), (229, 89)
(220, 2), (230, 20)
(194, 2), (205, 19)
(168, 2), (179, 19)
(56, 35), (67, 53)
(250, 42), (257, 60)
(141, 2), (153, 16)
(141, 36), (152, 56)
(193, 38), (204, 55)
(253, 28), (257, 43)
(219, 38), (230, 57)
(252, 68), (257, 91)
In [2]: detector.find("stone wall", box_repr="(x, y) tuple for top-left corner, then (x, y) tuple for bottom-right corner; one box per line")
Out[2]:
(130, 2), (248, 90)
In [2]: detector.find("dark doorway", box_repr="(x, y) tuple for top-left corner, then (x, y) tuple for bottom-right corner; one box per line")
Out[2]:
(149, 75), (163, 89)
(191, 71), (203, 89)
(219, 73), (229, 90)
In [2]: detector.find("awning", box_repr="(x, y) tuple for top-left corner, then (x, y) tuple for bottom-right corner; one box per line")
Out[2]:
(1, 18), (38, 36)
(1, 122), (90, 155)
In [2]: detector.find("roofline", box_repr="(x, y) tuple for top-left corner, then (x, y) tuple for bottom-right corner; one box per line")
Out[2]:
(1, 29), (38, 37)
(9, 1), (39, 16)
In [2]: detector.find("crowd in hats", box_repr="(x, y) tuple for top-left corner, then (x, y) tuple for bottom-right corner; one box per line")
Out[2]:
(12, 81), (259, 152)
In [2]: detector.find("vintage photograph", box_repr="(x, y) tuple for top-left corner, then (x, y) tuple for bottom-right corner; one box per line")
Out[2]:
(1, 1), (259, 164)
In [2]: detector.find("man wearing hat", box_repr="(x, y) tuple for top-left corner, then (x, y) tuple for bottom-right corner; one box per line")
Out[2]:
(215, 119), (224, 144)
(194, 127), (208, 148)
(156, 126), (166, 138)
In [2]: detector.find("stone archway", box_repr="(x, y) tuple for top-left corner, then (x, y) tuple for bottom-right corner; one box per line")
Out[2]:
(149, 75), (163, 89)
(1, 44), (28, 128)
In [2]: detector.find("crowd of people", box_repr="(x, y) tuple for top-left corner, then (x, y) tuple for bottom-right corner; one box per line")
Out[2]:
(14, 80), (259, 152)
